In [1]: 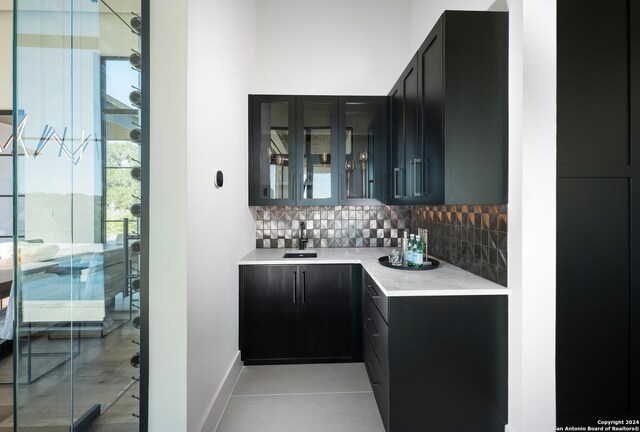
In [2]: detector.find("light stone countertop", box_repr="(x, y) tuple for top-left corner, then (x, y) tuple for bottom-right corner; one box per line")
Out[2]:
(238, 248), (510, 297)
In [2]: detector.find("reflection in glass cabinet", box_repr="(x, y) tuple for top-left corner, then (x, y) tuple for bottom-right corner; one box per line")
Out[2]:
(262, 102), (290, 200)
(343, 102), (375, 200)
(249, 95), (384, 206)
(251, 96), (296, 205)
(299, 98), (338, 203)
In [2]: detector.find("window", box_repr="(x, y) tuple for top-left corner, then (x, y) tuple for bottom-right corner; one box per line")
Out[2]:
(102, 58), (141, 241)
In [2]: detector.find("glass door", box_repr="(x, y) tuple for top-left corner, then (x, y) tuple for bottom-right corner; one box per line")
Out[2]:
(13, 2), (76, 428)
(338, 98), (380, 204)
(296, 96), (339, 205)
(250, 95), (296, 206)
(13, 0), (145, 430)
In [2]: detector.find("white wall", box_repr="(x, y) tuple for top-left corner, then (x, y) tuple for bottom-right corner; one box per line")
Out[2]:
(255, 0), (411, 95)
(0, 3), (11, 110)
(409, 0), (508, 52)
(149, 0), (189, 430)
(150, 0), (257, 429)
(185, 0), (257, 430)
(507, 0), (556, 431)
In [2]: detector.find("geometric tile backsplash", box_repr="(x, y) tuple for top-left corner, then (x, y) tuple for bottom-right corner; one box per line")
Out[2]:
(413, 205), (508, 286)
(253, 204), (508, 286)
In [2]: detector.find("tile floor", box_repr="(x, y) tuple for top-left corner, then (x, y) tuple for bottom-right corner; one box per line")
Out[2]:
(216, 363), (385, 432)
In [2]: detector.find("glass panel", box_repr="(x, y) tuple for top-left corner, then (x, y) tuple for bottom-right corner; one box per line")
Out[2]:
(14, 1), (75, 427)
(0, 156), (11, 195)
(0, 197), (11, 236)
(14, 0), (142, 429)
(343, 102), (375, 199)
(259, 102), (290, 200)
(302, 102), (332, 200)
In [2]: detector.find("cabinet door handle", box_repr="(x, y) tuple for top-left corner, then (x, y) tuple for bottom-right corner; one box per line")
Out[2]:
(393, 168), (401, 198)
(424, 158), (430, 195)
(366, 283), (380, 299)
(409, 160), (414, 196)
(293, 271), (297, 304)
(302, 271), (306, 303)
(365, 360), (379, 386)
(365, 318), (379, 337)
(413, 158), (422, 197)
(290, 172), (294, 201)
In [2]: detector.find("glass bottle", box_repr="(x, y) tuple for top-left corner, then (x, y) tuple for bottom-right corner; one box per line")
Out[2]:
(415, 235), (423, 267)
(409, 234), (416, 266)
(402, 231), (409, 266)
(423, 229), (428, 264)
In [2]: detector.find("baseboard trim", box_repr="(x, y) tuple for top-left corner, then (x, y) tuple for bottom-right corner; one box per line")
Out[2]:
(197, 351), (243, 432)
(505, 425), (517, 432)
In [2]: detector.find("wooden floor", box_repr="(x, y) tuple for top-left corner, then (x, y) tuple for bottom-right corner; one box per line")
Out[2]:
(0, 310), (140, 432)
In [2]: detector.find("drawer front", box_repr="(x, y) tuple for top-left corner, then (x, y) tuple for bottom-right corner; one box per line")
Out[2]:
(364, 272), (388, 324)
(364, 332), (389, 431)
(364, 295), (389, 377)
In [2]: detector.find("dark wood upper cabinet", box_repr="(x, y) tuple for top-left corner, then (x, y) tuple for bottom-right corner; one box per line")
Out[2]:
(389, 77), (405, 200)
(249, 95), (386, 206)
(389, 55), (419, 202)
(250, 12), (507, 207)
(248, 95), (297, 206)
(417, 19), (444, 205)
(388, 11), (508, 205)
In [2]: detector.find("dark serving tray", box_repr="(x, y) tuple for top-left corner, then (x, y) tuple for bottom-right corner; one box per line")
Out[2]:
(378, 256), (440, 271)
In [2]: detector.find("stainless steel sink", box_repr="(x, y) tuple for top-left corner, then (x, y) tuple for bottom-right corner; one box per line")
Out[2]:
(282, 250), (317, 258)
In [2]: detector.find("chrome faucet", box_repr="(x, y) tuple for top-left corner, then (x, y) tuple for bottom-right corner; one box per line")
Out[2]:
(299, 222), (309, 250)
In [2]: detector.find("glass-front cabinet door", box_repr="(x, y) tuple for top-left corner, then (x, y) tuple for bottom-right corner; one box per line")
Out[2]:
(249, 95), (386, 206)
(339, 97), (383, 204)
(250, 95), (296, 205)
(296, 97), (339, 205)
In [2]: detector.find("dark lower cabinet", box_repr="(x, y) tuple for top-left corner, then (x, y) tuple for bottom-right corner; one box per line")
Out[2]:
(240, 264), (361, 364)
(362, 272), (508, 432)
(240, 265), (299, 361)
(298, 264), (353, 359)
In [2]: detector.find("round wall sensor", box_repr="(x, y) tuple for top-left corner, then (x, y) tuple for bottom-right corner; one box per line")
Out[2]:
(215, 170), (224, 188)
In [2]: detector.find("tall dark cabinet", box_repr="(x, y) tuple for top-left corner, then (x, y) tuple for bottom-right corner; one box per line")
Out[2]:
(557, 0), (639, 425)
(388, 11), (508, 205)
